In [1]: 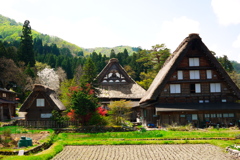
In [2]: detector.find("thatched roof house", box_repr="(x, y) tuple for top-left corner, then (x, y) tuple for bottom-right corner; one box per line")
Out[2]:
(96, 58), (146, 103)
(96, 58), (146, 122)
(19, 84), (65, 120)
(140, 33), (240, 127)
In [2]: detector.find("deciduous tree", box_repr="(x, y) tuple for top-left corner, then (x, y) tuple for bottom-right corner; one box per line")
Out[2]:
(108, 100), (132, 125)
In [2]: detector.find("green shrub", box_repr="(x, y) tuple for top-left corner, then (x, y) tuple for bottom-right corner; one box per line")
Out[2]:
(88, 113), (108, 126)
(235, 134), (240, 139)
(139, 127), (147, 133)
(167, 123), (193, 131)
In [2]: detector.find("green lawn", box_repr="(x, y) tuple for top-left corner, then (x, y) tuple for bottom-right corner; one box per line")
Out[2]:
(1, 128), (240, 160)
(0, 126), (54, 134)
(57, 128), (240, 140)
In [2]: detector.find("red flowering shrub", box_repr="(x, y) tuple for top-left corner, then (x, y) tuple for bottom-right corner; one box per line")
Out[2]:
(67, 109), (76, 121)
(97, 106), (108, 116)
(66, 83), (99, 125)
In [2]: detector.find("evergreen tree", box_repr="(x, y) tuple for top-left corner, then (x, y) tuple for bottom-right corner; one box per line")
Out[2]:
(110, 49), (116, 58)
(80, 57), (97, 87)
(217, 55), (234, 72)
(0, 41), (7, 58)
(18, 20), (35, 67)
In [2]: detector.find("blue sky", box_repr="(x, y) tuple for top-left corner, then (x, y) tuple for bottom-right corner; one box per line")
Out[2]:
(1, 0), (240, 62)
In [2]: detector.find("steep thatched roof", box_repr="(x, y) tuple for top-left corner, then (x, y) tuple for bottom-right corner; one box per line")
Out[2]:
(140, 33), (240, 105)
(96, 58), (146, 99)
(19, 84), (66, 112)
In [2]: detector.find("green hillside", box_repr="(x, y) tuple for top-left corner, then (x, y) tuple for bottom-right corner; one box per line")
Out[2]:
(85, 46), (139, 56)
(0, 14), (83, 55)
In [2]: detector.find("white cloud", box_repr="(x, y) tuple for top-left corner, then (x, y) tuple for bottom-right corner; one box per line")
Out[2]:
(232, 34), (240, 48)
(211, 0), (240, 26)
(156, 16), (200, 52)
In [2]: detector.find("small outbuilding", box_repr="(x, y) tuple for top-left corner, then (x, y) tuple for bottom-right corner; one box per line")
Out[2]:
(19, 84), (66, 121)
(0, 88), (19, 121)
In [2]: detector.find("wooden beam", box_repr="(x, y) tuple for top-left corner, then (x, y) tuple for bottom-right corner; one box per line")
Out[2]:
(8, 104), (12, 119)
(0, 106), (3, 121)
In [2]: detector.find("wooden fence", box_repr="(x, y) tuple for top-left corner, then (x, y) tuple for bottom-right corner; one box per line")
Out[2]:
(16, 120), (80, 128)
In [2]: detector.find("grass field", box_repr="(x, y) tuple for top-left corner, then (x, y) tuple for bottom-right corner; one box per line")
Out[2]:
(1, 127), (240, 160)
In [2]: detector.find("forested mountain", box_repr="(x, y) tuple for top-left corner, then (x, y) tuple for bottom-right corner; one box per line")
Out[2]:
(0, 14), (240, 99)
(0, 14), (83, 56)
(85, 46), (139, 56)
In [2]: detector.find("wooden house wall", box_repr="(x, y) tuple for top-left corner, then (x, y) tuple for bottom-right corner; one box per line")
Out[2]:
(0, 90), (16, 101)
(25, 92), (54, 121)
(142, 106), (157, 126)
(158, 48), (238, 104)
(142, 43), (240, 127)
(156, 111), (239, 127)
(0, 90), (17, 120)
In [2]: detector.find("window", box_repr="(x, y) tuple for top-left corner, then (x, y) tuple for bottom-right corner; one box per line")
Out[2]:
(144, 110), (147, 117)
(210, 83), (221, 92)
(206, 70), (212, 79)
(223, 113), (234, 118)
(41, 113), (52, 118)
(211, 114), (216, 118)
(205, 114), (210, 118)
(189, 58), (199, 66)
(36, 99), (45, 107)
(2, 93), (6, 97)
(190, 84), (201, 93)
(222, 99), (227, 102)
(223, 113), (228, 117)
(190, 70), (200, 79)
(177, 71), (183, 80)
(170, 84), (181, 93)
(192, 114), (198, 120)
(217, 114), (222, 118)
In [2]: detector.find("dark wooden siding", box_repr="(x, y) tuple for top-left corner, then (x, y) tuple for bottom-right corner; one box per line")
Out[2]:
(158, 48), (239, 104)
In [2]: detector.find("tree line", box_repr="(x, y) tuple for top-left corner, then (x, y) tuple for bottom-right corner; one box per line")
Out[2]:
(0, 20), (240, 99)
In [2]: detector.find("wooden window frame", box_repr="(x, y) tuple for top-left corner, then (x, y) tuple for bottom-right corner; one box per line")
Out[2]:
(210, 83), (221, 93)
(189, 58), (200, 66)
(190, 70), (200, 79)
(206, 70), (212, 79)
(36, 98), (45, 107)
(170, 84), (181, 93)
(177, 70), (183, 80)
(190, 83), (201, 93)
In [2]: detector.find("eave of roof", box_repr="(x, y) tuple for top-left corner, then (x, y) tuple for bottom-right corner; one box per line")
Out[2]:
(0, 98), (18, 104)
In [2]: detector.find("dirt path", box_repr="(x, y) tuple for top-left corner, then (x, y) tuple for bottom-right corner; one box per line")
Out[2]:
(52, 144), (236, 160)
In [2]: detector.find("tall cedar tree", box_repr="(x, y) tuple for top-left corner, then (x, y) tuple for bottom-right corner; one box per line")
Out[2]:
(80, 57), (97, 87)
(18, 20), (35, 67)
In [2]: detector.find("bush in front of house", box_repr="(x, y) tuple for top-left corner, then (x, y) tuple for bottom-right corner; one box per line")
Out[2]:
(167, 123), (193, 131)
